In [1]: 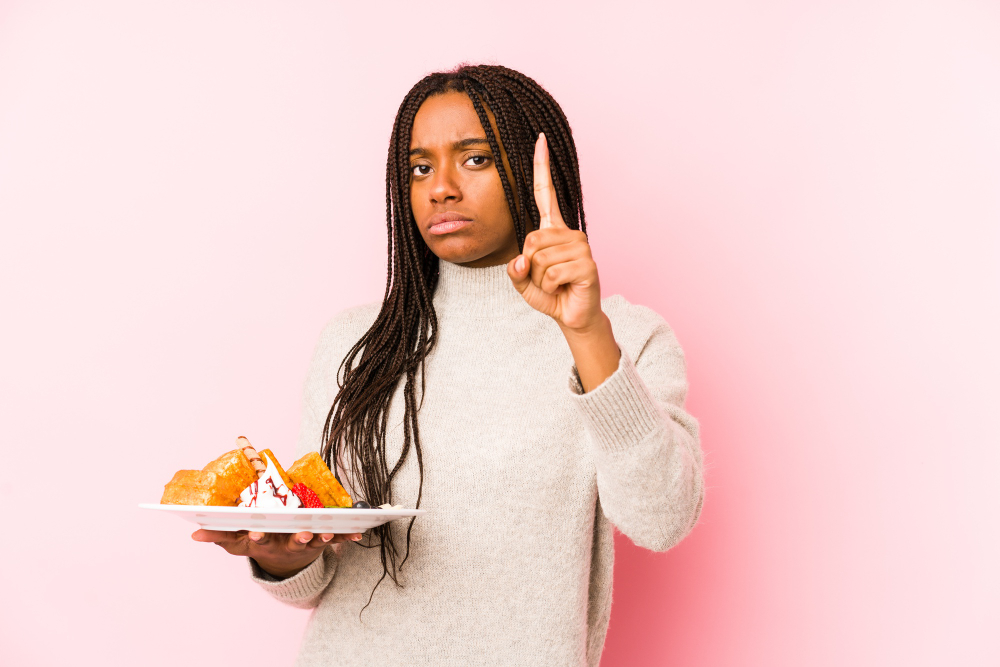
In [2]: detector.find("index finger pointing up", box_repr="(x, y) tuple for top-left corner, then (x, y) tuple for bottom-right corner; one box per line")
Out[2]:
(533, 133), (567, 229)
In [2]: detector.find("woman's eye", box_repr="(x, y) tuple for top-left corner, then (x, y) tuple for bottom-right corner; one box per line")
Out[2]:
(464, 154), (490, 167)
(412, 164), (431, 176)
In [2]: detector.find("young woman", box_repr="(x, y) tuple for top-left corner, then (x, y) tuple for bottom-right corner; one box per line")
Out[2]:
(193, 64), (704, 666)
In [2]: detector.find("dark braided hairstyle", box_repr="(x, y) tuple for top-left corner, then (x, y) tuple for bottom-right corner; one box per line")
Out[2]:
(320, 64), (586, 613)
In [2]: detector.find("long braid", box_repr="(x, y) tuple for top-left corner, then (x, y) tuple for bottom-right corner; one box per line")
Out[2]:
(320, 64), (585, 616)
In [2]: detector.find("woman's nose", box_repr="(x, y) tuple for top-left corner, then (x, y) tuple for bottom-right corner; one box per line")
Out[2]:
(429, 164), (461, 203)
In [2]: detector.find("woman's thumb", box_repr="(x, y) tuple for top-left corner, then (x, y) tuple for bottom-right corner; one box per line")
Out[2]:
(507, 254), (531, 293)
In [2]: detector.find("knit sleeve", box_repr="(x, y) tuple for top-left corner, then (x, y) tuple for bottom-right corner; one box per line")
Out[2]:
(567, 306), (704, 552)
(246, 545), (340, 609)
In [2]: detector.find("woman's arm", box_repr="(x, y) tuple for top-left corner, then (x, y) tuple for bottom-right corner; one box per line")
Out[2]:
(567, 302), (704, 552)
(507, 135), (703, 551)
(247, 544), (341, 609)
(193, 323), (359, 606)
(558, 311), (621, 392)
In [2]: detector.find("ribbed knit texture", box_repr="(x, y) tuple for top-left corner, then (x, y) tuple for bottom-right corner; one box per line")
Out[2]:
(249, 260), (704, 666)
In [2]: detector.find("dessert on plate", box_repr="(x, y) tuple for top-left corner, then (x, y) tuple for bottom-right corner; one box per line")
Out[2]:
(160, 437), (354, 509)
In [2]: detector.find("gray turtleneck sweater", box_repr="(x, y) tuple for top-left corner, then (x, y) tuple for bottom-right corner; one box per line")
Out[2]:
(249, 260), (704, 666)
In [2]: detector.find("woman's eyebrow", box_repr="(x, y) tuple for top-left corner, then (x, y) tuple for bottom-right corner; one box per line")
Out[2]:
(408, 137), (490, 158)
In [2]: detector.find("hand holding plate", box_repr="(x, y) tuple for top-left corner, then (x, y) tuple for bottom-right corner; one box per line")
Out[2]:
(191, 529), (361, 579)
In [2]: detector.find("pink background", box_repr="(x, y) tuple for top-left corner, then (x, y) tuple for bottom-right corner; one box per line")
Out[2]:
(2, 1), (998, 665)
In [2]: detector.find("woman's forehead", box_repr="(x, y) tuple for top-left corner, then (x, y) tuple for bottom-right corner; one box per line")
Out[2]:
(410, 92), (487, 149)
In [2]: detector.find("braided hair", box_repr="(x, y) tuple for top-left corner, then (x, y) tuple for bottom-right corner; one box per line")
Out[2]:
(320, 64), (586, 613)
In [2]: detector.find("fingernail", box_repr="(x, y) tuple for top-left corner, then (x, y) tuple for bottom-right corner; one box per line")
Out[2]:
(351, 534), (362, 541)
(249, 533), (261, 542)
(539, 132), (545, 143)
(321, 534), (332, 542)
(515, 255), (525, 272)
(297, 534), (311, 544)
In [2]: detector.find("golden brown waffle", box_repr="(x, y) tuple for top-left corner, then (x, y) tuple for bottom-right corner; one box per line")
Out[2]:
(201, 449), (258, 503)
(160, 470), (232, 506)
(161, 447), (259, 506)
(287, 452), (353, 508)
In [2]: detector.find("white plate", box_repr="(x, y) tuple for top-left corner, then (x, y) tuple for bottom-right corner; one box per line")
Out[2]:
(139, 503), (425, 533)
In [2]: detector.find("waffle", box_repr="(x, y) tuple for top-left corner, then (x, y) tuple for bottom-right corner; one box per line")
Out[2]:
(161, 447), (258, 506)
(287, 452), (352, 508)
(161, 470), (232, 506)
(201, 448), (258, 503)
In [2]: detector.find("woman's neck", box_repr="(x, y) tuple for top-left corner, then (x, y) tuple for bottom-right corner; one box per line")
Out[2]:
(433, 259), (535, 319)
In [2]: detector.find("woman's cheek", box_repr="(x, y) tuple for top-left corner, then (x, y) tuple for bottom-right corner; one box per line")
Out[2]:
(476, 178), (513, 233)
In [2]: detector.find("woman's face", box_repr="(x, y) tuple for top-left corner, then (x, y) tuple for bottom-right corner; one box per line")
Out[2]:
(408, 91), (520, 268)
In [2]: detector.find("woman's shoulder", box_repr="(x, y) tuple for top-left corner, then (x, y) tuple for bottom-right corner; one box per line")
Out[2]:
(320, 301), (382, 337)
(601, 294), (674, 334)
(601, 294), (685, 359)
(311, 301), (382, 359)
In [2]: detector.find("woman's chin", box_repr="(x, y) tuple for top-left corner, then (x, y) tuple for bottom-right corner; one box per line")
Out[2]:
(438, 250), (511, 268)
(430, 242), (491, 266)
(425, 233), (518, 268)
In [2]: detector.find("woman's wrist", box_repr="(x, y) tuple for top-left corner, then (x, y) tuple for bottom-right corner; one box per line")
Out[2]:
(254, 553), (318, 580)
(560, 313), (621, 393)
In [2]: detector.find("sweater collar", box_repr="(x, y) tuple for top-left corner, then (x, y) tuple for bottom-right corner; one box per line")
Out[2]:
(434, 259), (535, 318)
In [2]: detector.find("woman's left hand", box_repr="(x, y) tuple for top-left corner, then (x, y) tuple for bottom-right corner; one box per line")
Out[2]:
(507, 133), (603, 333)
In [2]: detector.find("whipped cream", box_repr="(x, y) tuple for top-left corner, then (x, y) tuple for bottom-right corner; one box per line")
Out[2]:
(239, 452), (301, 509)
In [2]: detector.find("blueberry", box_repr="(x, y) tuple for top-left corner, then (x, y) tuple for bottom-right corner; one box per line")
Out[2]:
(352, 501), (372, 509)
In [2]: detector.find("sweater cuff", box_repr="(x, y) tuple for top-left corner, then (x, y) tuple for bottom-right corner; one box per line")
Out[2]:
(567, 349), (664, 453)
(247, 548), (334, 602)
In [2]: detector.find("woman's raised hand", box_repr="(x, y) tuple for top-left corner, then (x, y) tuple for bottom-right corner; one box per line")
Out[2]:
(191, 529), (362, 579)
(507, 133), (603, 333)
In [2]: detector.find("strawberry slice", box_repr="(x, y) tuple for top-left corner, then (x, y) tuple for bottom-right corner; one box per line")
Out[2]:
(291, 483), (324, 509)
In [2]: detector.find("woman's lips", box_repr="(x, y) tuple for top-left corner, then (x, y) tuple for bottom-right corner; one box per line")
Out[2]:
(427, 211), (472, 235)
(428, 218), (472, 235)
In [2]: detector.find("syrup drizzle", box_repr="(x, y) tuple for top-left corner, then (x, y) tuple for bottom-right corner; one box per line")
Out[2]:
(242, 475), (295, 507)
